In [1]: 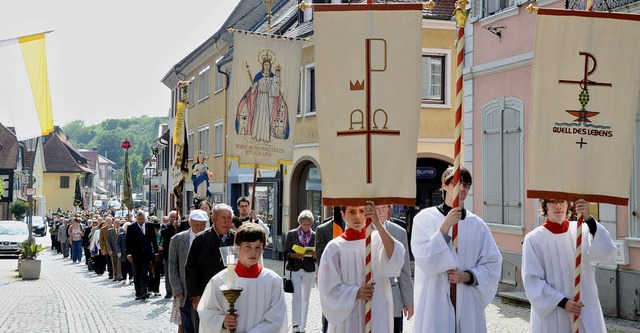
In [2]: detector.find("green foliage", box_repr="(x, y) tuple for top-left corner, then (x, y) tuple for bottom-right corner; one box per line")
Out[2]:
(62, 116), (167, 190)
(9, 200), (27, 220)
(19, 238), (45, 260)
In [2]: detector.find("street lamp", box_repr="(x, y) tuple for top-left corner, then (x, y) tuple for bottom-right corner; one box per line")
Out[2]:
(24, 137), (38, 243)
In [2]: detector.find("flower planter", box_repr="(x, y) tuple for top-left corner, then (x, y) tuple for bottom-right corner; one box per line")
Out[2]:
(18, 259), (41, 280)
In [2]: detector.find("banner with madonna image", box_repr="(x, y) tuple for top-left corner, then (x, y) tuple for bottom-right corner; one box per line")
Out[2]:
(228, 31), (303, 170)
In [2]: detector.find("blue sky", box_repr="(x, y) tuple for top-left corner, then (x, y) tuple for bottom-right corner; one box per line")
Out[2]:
(1, 0), (240, 127)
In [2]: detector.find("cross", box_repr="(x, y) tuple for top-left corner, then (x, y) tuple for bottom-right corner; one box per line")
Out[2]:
(337, 39), (400, 184)
(263, 0), (279, 33)
(576, 137), (587, 148)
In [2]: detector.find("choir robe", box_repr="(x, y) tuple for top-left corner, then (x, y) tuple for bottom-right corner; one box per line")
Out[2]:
(318, 230), (405, 333)
(411, 207), (502, 333)
(522, 220), (615, 333)
(197, 265), (287, 333)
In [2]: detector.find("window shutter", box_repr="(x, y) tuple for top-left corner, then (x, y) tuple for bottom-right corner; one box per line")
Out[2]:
(503, 107), (521, 226)
(483, 108), (503, 224)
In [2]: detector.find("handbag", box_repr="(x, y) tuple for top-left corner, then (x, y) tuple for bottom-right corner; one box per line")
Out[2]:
(283, 261), (294, 293)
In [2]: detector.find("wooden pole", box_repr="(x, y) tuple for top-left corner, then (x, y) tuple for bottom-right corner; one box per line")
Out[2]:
(250, 165), (258, 222)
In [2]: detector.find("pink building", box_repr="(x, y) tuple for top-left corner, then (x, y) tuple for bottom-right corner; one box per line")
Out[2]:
(465, 0), (640, 320)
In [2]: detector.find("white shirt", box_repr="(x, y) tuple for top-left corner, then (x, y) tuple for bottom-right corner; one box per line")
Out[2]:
(189, 230), (196, 247)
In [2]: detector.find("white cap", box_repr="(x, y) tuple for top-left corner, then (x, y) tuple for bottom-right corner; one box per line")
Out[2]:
(189, 209), (209, 222)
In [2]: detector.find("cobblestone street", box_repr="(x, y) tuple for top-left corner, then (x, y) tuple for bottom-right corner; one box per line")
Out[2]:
(0, 236), (638, 332)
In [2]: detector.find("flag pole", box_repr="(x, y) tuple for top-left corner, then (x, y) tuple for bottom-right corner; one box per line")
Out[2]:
(451, 0), (470, 324)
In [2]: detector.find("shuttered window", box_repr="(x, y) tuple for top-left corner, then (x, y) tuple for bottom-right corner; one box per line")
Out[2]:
(482, 97), (523, 226)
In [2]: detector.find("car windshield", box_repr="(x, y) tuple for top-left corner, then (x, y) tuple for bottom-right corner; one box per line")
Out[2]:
(23, 217), (45, 226)
(0, 224), (28, 235)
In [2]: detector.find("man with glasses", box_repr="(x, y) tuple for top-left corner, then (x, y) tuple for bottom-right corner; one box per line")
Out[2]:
(411, 166), (502, 333)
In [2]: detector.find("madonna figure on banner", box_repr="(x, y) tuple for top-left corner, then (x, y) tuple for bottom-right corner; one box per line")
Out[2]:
(191, 152), (211, 200)
(235, 50), (290, 143)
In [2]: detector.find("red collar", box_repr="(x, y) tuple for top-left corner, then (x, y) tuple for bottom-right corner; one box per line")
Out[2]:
(341, 228), (366, 241)
(235, 263), (262, 278)
(543, 219), (569, 234)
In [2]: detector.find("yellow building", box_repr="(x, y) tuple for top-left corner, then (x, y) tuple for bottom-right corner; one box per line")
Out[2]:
(40, 128), (94, 213)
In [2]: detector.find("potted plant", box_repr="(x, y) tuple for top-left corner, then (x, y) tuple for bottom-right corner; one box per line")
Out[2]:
(17, 238), (45, 280)
(9, 200), (27, 221)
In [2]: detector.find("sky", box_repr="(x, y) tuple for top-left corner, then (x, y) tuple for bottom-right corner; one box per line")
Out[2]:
(1, 0), (241, 127)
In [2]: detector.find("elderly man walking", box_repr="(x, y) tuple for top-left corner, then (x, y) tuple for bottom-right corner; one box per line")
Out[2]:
(57, 219), (70, 258)
(168, 210), (208, 333)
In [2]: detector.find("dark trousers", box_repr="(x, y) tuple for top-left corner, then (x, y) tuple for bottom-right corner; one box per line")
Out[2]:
(163, 259), (172, 295)
(106, 253), (113, 278)
(393, 316), (403, 333)
(133, 259), (150, 297)
(180, 297), (195, 333)
(94, 254), (106, 275)
(322, 315), (327, 333)
(71, 240), (82, 262)
(149, 260), (160, 293)
(191, 302), (200, 333)
(61, 241), (69, 257)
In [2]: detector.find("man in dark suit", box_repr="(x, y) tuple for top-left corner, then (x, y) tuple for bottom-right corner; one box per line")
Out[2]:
(185, 204), (235, 332)
(126, 210), (158, 300)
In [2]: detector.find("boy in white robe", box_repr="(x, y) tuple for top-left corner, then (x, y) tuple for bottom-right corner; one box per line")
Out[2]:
(197, 223), (287, 333)
(318, 202), (405, 333)
(522, 198), (615, 333)
(411, 166), (502, 333)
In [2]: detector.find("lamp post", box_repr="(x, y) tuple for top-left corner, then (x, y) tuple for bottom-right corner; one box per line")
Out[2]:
(145, 167), (153, 212)
(24, 137), (38, 243)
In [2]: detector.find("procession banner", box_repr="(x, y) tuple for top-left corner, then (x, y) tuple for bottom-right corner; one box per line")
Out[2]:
(527, 9), (640, 205)
(0, 32), (54, 140)
(314, 4), (422, 206)
(228, 31), (303, 170)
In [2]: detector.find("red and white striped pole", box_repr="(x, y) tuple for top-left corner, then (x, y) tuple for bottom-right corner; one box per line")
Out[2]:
(451, 0), (470, 317)
(573, 214), (584, 333)
(364, 217), (372, 333)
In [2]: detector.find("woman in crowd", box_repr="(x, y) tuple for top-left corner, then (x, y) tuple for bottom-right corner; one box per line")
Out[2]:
(283, 210), (317, 333)
(68, 218), (84, 264)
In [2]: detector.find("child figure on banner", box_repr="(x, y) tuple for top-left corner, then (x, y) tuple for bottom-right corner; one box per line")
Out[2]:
(318, 201), (405, 333)
(522, 198), (615, 333)
(191, 152), (211, 200)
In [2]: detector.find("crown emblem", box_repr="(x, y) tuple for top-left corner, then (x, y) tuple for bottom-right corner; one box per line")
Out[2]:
(258, 50), (276, 65)
(350, 80), (365, 91)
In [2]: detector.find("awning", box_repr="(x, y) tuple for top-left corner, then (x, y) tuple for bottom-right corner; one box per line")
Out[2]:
(95, 185), (108, 194)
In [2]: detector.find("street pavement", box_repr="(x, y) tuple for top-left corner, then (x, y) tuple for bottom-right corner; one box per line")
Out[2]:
(0, 234), (639, 332)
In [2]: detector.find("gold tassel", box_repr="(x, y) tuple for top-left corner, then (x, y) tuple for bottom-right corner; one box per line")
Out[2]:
(257, 168), (262, 178)
(227, 161), (232, 171)
(284, 165), (288, 175)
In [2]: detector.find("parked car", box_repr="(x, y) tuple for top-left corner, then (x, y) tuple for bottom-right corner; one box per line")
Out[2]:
(108, 199), (121, 210)
(23, 216), (47, 237)
(0, 221), (29, 257)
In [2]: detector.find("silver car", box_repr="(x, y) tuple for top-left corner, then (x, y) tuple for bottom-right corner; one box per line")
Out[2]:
(0, 221), (29, 257)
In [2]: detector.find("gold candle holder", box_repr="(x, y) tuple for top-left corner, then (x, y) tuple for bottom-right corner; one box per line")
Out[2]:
(221, 286), (243, 333)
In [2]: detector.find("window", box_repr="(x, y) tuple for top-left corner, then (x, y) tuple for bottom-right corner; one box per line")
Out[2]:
(482, 97), (523, 226)
(198, 65), (210, 101)
(198, 125), (210, 155)
(188, 76), (195, 104)
(305, 64), (316, 115)
(60, 176), (70, 189)
(214, 120), (224, 156)
(486, 0), (515, 15)
(422, 55), (445, 104)
(214, 66), (225, 93)
(187, 131), (195, 160)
